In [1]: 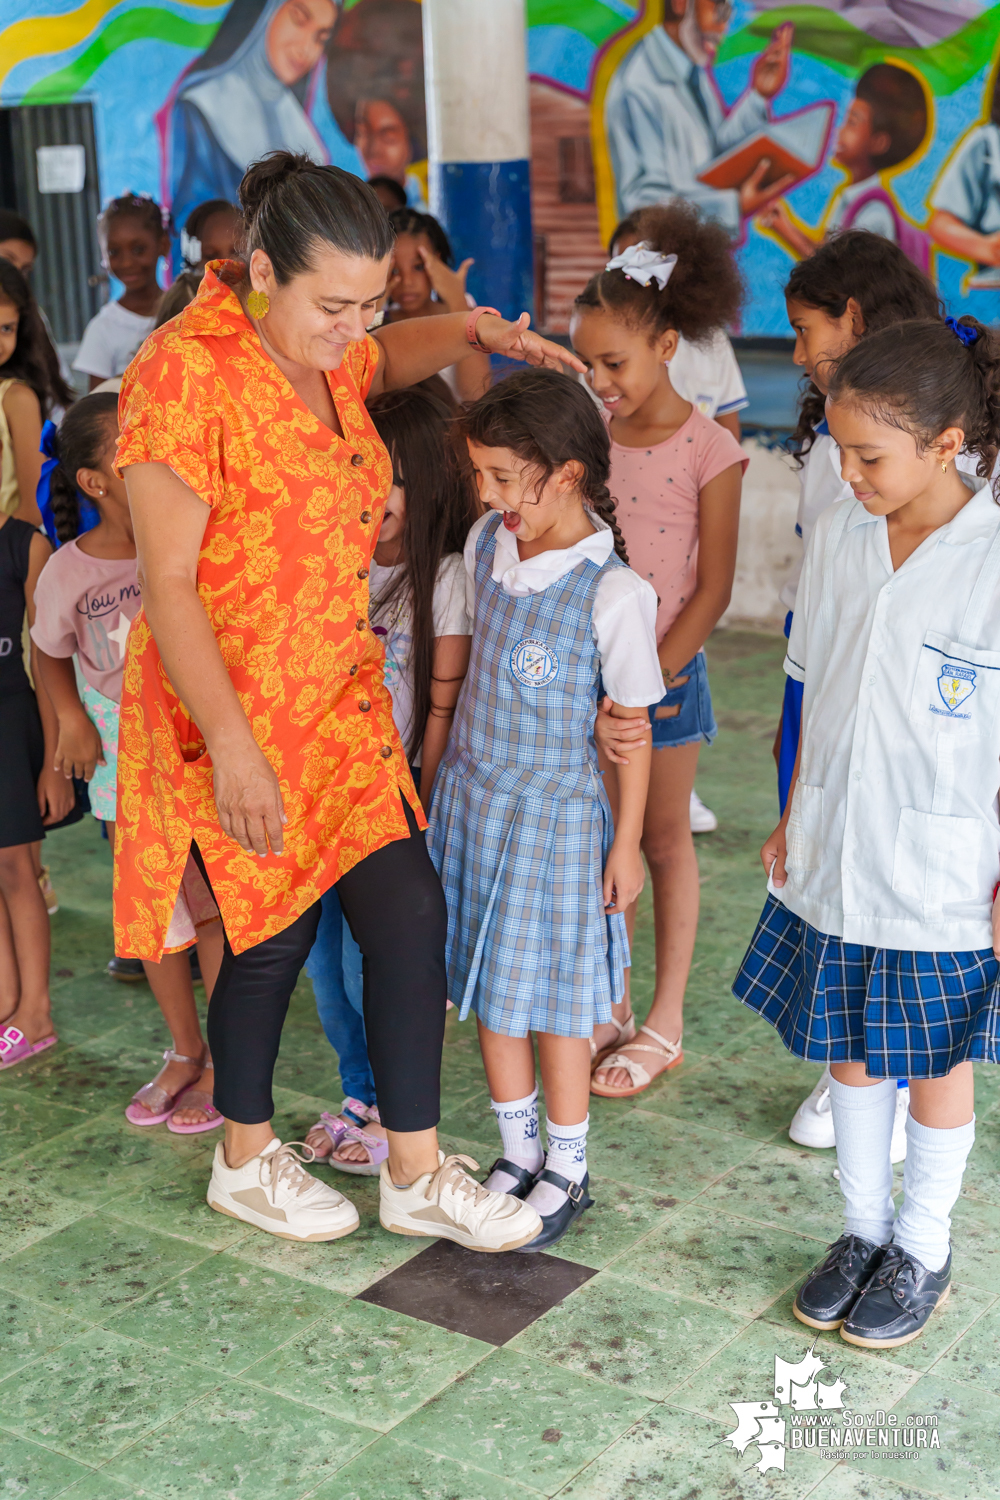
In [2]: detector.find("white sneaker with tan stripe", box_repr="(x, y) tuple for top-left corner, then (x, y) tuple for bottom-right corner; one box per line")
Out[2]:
(207, 1138), (360, 1241)
(379, 1151), (542, 1252)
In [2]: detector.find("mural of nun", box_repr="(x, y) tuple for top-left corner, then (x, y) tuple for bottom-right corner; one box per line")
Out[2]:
(165, 0), (337, 243)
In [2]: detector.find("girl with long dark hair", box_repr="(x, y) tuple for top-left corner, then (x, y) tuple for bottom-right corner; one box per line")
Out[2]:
(303, 381), (475, 1174)
(0, 260), (74, 526)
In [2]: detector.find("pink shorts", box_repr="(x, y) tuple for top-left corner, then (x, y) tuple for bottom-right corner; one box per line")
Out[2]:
(163, 855), (221, 954)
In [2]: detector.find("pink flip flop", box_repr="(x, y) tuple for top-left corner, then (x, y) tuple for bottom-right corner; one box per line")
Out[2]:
(125, 1048), (203, 1126)
(0, 1026), (57, 1069)
(167, 1086), (222, 1134)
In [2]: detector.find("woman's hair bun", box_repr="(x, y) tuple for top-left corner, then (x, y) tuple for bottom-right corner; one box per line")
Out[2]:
(238, 151), (311, 221)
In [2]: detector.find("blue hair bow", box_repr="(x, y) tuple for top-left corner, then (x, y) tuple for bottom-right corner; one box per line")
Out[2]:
(36, 420), (100, 548)
(946, 315), (979, 348)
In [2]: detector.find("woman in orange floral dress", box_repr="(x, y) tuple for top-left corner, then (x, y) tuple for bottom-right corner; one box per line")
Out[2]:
(116, 151), (584, 1250)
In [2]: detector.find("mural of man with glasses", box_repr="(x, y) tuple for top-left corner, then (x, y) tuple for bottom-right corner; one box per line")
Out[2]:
(605, 0), (794, 231)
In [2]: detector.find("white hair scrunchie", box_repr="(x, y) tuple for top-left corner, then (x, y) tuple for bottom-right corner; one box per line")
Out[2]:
(604, 241), (677, 290)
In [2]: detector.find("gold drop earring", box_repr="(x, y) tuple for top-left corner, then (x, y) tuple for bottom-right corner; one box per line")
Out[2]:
(941, 460), (948, 472)
(247, 288), (269, 320)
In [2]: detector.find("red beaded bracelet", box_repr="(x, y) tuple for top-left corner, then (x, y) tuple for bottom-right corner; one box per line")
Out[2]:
(466, 306), (501, 352)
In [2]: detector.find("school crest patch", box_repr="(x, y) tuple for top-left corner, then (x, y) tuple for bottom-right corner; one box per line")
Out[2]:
(510, 638), (559, 687)
(937, 663), (976, 713)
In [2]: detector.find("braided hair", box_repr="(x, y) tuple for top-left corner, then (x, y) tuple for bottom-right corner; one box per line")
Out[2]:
(458, 369), (629, 563)
(48, 393), (119, 544)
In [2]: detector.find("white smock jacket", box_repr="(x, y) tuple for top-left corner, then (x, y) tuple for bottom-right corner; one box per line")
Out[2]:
(779, 477), (1000, 952)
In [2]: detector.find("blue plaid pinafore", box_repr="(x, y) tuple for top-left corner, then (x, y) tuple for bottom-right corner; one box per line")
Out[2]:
(427, 514), (629, 1037)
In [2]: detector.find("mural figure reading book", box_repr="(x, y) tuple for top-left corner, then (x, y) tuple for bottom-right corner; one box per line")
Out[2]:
(604, 1), (797, 230)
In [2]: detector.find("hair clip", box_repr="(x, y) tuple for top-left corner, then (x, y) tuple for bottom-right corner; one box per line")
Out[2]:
(946, 315), (979, 348)
(605, 241), (678, 290)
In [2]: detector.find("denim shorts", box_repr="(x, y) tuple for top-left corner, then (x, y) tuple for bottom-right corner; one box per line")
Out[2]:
(648, 650), (717, 749)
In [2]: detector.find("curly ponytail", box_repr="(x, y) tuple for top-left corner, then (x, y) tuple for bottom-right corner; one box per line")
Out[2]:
(47, 392), (119, 544)
(458, 368), (629, 560)
(574, 200), (742, 345)
(828, 315), (1000, 499)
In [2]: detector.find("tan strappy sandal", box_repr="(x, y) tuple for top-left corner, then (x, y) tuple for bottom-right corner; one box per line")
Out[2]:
(590, 1024), (683, 1099)
(590, 1011), (637, 1069)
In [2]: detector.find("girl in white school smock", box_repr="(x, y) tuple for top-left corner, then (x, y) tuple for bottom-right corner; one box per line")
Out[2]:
(735, 315), (1000, 1349)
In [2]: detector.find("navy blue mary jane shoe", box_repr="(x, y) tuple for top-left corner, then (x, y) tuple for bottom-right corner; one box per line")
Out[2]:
(516, 1169), (594, 1253)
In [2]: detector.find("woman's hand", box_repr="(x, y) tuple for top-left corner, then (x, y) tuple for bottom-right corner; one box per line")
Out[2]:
(416, 244), (475, 314)
(595, 695), (648, 766)
(54, 710), (105, 782)
(38, 765), (76, 825)
(761, 823), (788, 888)
(474, 312), (586, 375)
(604, 836), (645, 914)
(213, 743), (287, 857)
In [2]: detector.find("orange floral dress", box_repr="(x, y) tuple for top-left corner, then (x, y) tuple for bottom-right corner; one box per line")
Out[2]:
(113, 264), (422, 959)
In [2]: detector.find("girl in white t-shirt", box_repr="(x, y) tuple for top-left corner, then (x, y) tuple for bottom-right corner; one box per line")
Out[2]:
(74, 194), (170, 389)
(304, 382), (476, 1173)
(735, 315), (1000, 1348)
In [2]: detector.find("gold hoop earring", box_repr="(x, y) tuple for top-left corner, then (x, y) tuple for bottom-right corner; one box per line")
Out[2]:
(247, 289), (269, 320)
(941, 460), (948, 473)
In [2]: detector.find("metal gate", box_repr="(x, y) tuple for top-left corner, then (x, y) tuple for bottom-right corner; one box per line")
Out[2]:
(0, 102), (103, 345)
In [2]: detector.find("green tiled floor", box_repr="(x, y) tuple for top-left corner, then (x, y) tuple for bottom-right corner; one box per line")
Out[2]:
(2, 630), (998, 1499)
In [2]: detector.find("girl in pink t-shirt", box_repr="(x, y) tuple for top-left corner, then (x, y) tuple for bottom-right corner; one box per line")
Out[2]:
(571, 202), (747, 1100)
(30, 392), (225, 1133)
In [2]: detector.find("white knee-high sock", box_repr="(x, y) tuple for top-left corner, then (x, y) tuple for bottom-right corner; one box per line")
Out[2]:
(527, 1115), (589, 1217)
(483, 1088), (543, 1193)
(828, 1076), (896, 1246)
(893, 1114), (975, 1273)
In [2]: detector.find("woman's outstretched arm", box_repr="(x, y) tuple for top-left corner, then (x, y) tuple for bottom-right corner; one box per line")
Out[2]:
(370, 311), (584, 396)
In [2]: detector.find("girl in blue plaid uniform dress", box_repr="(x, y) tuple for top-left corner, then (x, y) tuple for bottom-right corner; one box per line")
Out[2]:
(735, 316), (1000, 1348)
(428, 370), (662, 1250)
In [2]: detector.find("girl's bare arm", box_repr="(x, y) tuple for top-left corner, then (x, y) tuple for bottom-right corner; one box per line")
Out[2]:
(5, 382), (43, 526)
(656, 463), (742, 681)
(25, 533), (75, 820)
(603, 699), (652, 913)
(418, 634), (471, 807)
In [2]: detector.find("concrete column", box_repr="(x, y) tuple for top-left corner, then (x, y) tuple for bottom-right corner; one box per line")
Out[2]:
(422, 0), (533, 322)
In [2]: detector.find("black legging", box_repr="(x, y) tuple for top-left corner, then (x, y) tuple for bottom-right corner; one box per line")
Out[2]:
(193, 798), (447, 1131)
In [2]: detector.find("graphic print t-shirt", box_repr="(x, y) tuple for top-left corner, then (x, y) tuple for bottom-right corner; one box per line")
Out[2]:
(30, 540), (141, 703)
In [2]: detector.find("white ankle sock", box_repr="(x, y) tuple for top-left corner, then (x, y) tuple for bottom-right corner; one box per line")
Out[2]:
(893, 1114), (975, 1273)
(528, 1115), (589, 1217)
(828, 1076), (896, 1246)
(483, 1088), (543, 1193)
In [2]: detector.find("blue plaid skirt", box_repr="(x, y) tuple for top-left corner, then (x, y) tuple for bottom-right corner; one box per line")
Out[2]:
(733, 893), (1000, 1078)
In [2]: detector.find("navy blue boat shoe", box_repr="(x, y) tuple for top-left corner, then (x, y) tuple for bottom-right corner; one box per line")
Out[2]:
(840, 1245), (951, 1348)
(793, 1233), (887, 1331)
(516, 1169), (593, 1253)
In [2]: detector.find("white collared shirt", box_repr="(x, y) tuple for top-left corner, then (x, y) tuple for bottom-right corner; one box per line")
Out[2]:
(464, 511), (664, 708)
(779, 477), (1000, 951)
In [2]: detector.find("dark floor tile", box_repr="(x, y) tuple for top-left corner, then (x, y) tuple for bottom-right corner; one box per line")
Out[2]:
(356, 1239), (598, 1345)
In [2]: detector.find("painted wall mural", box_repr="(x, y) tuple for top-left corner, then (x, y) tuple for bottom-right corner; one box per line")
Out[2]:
(4, 0), (1000, 335)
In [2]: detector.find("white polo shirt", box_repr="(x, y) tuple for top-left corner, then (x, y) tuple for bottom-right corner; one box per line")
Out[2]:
(778, 477), (1000, 952)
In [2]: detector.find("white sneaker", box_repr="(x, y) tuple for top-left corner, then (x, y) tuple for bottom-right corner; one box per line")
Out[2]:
(379, 1151), (542, 1252)
(789, 1067), (835, 1149)
(890, 1085), (909, 1164)
(207, 1138), (360, 1242)
(690, 790), (718, 834)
